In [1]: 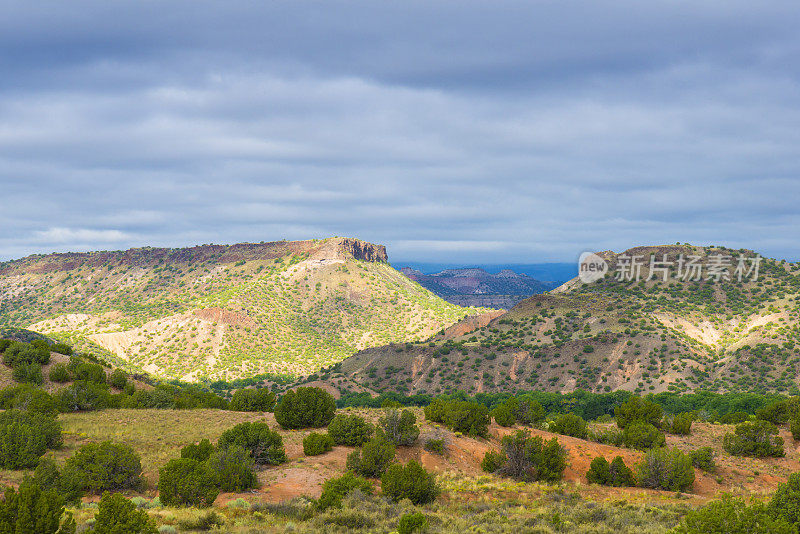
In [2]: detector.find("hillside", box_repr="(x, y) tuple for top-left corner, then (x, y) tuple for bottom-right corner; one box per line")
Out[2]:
(1, 406), (796, 532)
(306, 244), (800, 396)
(400, 267), (557, 308)
(0, 238), (484, 381)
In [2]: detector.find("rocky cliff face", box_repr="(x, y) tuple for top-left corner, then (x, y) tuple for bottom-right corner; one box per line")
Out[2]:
(0, 237), (387, 275)
(316, 237), (388, 263)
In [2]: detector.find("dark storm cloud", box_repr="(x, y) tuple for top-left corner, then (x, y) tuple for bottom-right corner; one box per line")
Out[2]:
(1, 0), (799, 263)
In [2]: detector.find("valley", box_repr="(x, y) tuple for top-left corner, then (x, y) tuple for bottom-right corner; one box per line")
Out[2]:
(1, 241), (799, 534)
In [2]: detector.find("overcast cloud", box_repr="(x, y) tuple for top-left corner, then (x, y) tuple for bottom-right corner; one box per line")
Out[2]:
(1, 0), (799, 263)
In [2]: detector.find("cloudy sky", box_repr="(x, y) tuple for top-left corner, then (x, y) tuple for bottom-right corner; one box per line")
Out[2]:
(1, 1), (799, 263)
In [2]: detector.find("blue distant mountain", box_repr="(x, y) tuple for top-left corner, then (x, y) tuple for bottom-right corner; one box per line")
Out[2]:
(395, 263), (576, 309)
(392, 262), (577, 284)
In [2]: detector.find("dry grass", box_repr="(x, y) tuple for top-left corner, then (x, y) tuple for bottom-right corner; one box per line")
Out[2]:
(55, 409), (271, 485)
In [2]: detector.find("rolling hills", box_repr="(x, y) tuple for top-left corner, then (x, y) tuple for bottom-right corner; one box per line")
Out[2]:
(306, 244), (800, 397)
(0, 237), (485, 381)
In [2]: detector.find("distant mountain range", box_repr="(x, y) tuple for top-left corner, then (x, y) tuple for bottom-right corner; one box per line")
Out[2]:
(394, 262), (577, 282)
(399, 266), (562, 308)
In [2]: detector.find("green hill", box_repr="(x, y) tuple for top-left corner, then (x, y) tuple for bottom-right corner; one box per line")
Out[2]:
(0, 237), (484, 381)
(307, 244), (800, 396)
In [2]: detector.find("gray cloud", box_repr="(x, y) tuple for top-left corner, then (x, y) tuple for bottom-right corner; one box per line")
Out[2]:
(1, 1), (799, 263)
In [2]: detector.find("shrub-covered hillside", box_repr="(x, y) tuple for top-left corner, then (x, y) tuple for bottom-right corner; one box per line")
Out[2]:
(4, 378), (800, 532)
(310, 245), (800, 396)
(0, 238), (485, 381)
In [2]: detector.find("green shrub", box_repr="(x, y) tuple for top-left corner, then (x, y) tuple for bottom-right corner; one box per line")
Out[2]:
(94, 492), (157, 534)
(158, 458), (219, 508)
(488, 430), (566, 482)
(424, 399), (490, 437)
(586, 456), (610, 485)
(2, 341), (50, 366)
(756, 398), (798, 425)
(688, 447), (716, 472)
(636, 447), (695, 492)
(108, 369), (128, 389)
(274, 387), (336, 429)
(0, 479), (74, 534)
(229, 388), (276, 412)
(34, 457), (61, 489)
(622, 422), (666, 451)
(505, 397), (545, 425)
(62, 441), (144, 493)
(346, 433), (396, 478)
(608, 456), (636, 486)
(0, 384), (58, 414)
(398, 512), (427, 534)
(13, 362), (43, 384)
(50, 343), (73, 356)
(327, 414), (374, 446)
(615, 396), (662, 429)
(120, 388), (174, 410)
(181, 439), (214, 462)
(32, 456), (83, 505)
(718, 412), (749, 424)
(317, 471), (373, 510)
(676, 494), (793, 533)
(423, 398), (448, 423)
(381, 460), (438, 504)
(207, 445), (257, 492)
(481, 450), (507, 473)
(30, 339), (49, 352)
(424, 438), (445, 455)
(723, 421), (784, 457)
(488, 396), (545, 427)
(791, 417), (800, 440)
(67, 355), (82, 372)
(49, 363), (71, 383)
(56, 381), (112, 412)
(303, 432), (334, 456)
(550, 413), (588, 439)
(586, 456), (635, 486)
(380, 409), (420, 446)
(667, 413), (693, 435)
(218, 422), (287, 466)
(767, 472), (800, 525)
(73, 363), (106, 384)
(0, 410), (62, 469)
(491, 403), (516, 427)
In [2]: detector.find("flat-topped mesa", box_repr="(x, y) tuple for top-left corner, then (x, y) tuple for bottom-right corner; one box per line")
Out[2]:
(0, 237), (388, 275)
